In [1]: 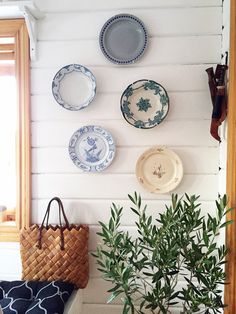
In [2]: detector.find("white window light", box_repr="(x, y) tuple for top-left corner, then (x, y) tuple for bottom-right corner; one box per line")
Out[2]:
(0, 1), (44, 60)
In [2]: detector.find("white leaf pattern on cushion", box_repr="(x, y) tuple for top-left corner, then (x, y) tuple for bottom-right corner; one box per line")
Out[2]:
(0, 281), (74, 314)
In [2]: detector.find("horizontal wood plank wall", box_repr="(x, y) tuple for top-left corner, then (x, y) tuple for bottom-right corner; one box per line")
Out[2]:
(0, 0), (223, 313)
(219, 0), (230, 195)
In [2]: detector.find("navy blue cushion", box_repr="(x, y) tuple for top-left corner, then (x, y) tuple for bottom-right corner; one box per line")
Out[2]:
(0, 281), (74, 314)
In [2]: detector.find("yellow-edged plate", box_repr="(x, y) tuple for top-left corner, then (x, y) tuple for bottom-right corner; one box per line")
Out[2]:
(136, 147), (183, 194)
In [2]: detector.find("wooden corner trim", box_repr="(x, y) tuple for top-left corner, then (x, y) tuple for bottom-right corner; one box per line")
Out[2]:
(225, 0), (236, 312)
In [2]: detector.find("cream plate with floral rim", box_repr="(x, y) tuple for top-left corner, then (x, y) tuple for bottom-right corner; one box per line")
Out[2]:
(136, 147), (183, 194)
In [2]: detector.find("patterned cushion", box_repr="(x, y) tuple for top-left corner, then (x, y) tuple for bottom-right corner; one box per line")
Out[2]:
(0, 281), (74, 314)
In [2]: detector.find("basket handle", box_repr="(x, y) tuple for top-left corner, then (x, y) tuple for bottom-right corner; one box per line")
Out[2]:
(38, 197), (70, 250)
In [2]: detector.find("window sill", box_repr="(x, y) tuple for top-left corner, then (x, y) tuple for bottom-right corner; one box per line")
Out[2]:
(0, 224), (19, 242)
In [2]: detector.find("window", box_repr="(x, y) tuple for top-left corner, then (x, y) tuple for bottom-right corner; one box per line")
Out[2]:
(0, 19), (30, 242)
(0, 50), (16, 222)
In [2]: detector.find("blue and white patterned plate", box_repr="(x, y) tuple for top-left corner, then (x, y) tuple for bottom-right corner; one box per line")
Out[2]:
(99, 14), (148, 64)
(52, 64), (96, 111)
(68, 125), (116, 172)
(120, 79), (169, 129)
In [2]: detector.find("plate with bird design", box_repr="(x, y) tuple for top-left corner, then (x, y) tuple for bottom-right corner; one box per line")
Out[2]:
(68, 125), (116, 172)
(120, 79), (169, 129)
(136, 147), (183, 194)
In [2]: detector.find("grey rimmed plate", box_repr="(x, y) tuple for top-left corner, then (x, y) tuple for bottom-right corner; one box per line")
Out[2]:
(99, 14), (148, 64)
(68, 125), (116, 172)
(52, 64), (96, 111)
(120, 79), (169, 129)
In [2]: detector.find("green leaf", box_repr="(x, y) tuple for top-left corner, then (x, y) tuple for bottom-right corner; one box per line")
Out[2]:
(220, 220), (233, 228)
(122, 303), (130, 314)
(111, 207), (116, 221)
(168, 301), (179, 306)
(109, 218), (115, 231)
(224, 207), (234, 216)
(147, 216), (152, 225)
(107, 290), (123, 303)
(98, 221), (109, 230)
(131, 207), (140, 216)
(101, 250), (111, 258)
(196, 273), (210, 287)
(128, 194), (135, 204)
(203, 230), (209, 247)
(168, 291), (179, 300)
(94, 192), (231, 314)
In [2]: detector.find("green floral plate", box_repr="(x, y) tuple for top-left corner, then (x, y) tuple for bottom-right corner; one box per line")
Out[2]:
(120, 79), (169, 129)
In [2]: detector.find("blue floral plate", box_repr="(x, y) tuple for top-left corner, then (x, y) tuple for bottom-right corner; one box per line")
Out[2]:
(120, 79), (169, 129)
(52, 64), (96, 111)
(68, 125), (116, 172)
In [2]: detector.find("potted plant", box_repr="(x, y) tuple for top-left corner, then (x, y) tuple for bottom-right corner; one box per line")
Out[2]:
(93, 193), (232, 314)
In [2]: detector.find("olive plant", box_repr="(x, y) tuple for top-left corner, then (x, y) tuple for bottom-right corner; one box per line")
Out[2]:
(93, 193), (232, 314)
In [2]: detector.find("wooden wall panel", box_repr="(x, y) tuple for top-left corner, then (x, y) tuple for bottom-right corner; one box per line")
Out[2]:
(32, 173), (218, 201)
(31, 36), (221, 68)
(31, 91), (213, 122)
(32, 146), (219, 174)
(31, 65), (214, 95)
(37, 8), (221, 40)
(35, 0), (221, 12)
(31, 199), (216, 227)
(31, 120), (216, 147)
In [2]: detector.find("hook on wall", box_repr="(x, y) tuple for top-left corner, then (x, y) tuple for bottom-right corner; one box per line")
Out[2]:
(221, 51), (229, 65)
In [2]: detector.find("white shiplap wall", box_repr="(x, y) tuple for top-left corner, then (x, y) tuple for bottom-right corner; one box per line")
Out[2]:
(219, 0), (230, 195)
(0, 0), (224, 313)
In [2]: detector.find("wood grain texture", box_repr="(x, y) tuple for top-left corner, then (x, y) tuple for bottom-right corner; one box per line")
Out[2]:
(15, 21), (31, 232)
(225, 0), (236, 312)
(0, 20), (30, 242)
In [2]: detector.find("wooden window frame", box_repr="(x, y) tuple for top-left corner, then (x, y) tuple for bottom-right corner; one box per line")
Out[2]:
(0, 19), (31, 242)
(225, 0), (236, 312)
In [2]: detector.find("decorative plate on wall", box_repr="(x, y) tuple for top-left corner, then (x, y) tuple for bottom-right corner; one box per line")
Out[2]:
(120, 79), (169, 129)
(99, 14), (148, 64)
(68, 125), (116, 172)
(52, 64), (96, 111)
(136, 147), (183, 194)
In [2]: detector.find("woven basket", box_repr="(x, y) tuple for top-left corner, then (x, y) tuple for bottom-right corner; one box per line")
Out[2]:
(20, 197), (89, 289)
